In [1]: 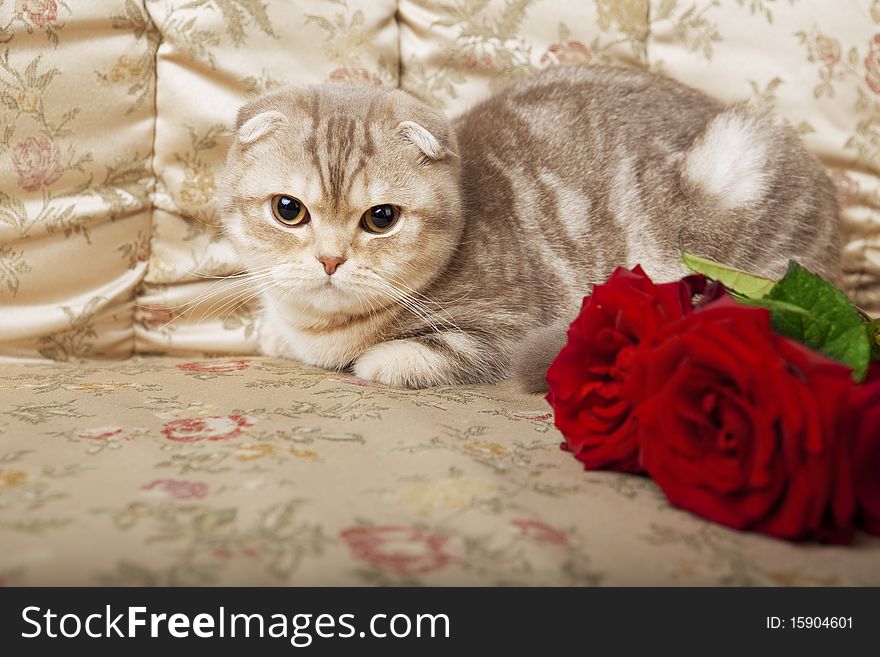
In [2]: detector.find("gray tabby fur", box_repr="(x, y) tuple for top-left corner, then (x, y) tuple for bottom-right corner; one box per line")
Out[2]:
(217, 65), (840, 390)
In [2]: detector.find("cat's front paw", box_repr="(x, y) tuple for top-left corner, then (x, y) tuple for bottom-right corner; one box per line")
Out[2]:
(353, 339), (451, 389)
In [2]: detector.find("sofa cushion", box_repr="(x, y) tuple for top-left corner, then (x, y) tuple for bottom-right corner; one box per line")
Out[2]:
(0, 0), (156, 359)
(136, 0), (399, 356)
(1, 356), (878, 585)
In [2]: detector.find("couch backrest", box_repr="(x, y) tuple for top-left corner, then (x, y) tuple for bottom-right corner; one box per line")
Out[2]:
(2, 0), (878, 360)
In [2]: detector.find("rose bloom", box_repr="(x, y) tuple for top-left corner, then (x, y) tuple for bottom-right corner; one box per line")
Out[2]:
(853, 363), (880, 535)
(11, 136), (64, 192)
(540, 40), (591, 67)
(340, 526), (455, 576)
(546, 266), (704, 473)
(17, 0), (57, 28)
(814, 34), (840, 66)
(865, 36), (880, 95)
(161, 415), (253, 442)
(623, 297), (858, 543)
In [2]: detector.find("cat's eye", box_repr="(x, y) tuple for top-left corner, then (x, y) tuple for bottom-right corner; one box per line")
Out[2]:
(361, 204), (400, 234)
(271, 194), (310, 226)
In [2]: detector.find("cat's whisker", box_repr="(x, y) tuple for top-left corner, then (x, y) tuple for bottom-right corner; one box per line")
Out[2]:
(156, 272), (278, 329)
(140, 270), (278, 314)
(370, 282), (457, 336)
(180, 274), (276, 321)
(370, 265), (478, 307)
(203, 276), (281, 328)
(213, 283), (284, 333)
(195, 272), (277, 323)
(368, 275), (463, 332)
(370, 285), (436, 330)
(385, 285), (461, 332)
(217, 288), (271, 327)
(182, 265), (275, 280)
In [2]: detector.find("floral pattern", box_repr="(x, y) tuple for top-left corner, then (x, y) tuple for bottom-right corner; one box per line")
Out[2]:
(18, 0), (57, 28)
(141, 478), (209, 499)
(0, 357), (878, 586)
(1, 0), (878, 361)
(11, 135), (63, 191)
(866, 34), (880, 95)
(1, 0), (153, 357)
(161, 415), (254, 442)
(341, 526), (457, 576)
(1, 0), (879, 584)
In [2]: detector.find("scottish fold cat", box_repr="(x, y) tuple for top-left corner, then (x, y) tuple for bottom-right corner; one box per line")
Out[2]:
(218, 65), (839, 390)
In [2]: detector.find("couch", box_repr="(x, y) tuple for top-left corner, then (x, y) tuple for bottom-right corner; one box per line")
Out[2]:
(1, 0), (878, 585)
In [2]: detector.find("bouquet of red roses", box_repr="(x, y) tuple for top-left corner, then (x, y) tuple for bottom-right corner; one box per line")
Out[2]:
(545, 255), (880, 544)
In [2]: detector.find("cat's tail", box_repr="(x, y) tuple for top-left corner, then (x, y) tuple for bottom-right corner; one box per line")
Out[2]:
(679, 103), (841, 283)
(512, 322), (570, 394)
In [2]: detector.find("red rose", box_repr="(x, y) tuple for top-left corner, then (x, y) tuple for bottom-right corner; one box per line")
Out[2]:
(624, 297), (857, 543)
(11, 136), (64, 192)
(546, 266), (704, 472)
(161, 415), (254, 442)
(853, 363), (880, 534)
(340, 526), (456, 576)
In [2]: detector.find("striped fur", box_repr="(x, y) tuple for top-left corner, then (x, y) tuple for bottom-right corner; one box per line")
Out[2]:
(217, 65), (840, 389)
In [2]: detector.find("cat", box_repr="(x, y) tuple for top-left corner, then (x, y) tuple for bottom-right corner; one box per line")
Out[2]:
(217, 65), (840, 391)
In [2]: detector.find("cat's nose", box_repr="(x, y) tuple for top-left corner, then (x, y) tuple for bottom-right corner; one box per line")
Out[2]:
(317, 256), (346, 276)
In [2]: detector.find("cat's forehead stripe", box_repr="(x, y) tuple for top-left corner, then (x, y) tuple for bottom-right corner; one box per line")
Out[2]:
(307, 107), (379, 216)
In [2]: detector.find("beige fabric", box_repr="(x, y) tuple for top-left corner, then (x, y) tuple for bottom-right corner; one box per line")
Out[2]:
(1, 356), (878, 586)
(1, 2), (878, 587)
(399, 0), (648, 115)
(136, 0), (399, 356)
(0, 0), (155, 358)
(2, 1), (878, 357)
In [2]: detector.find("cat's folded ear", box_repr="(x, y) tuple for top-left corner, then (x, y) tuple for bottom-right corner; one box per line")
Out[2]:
(235, 109), (288, 145)
(397, 120), (456, 161)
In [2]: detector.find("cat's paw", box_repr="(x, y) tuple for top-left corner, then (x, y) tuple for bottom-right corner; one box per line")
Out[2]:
(353, 339), (450, 389)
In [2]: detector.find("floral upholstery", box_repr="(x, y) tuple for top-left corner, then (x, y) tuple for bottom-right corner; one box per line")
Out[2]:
(1, 0), (154, 359)
(2, 357), (879, 586)
(1, 2), (880, 585)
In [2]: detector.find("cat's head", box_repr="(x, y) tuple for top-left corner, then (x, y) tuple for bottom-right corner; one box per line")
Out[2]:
(217, 84), (462, 319)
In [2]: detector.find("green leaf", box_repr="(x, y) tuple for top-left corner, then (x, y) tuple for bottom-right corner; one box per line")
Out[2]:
(823, 324), (872, 377)
(766, 261), (871, 380)
(869, 320), (880, 363)
(681, 252), (776, 298)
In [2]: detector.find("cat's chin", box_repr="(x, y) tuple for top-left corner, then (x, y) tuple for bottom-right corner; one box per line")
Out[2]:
(275, 283), (371, 317)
